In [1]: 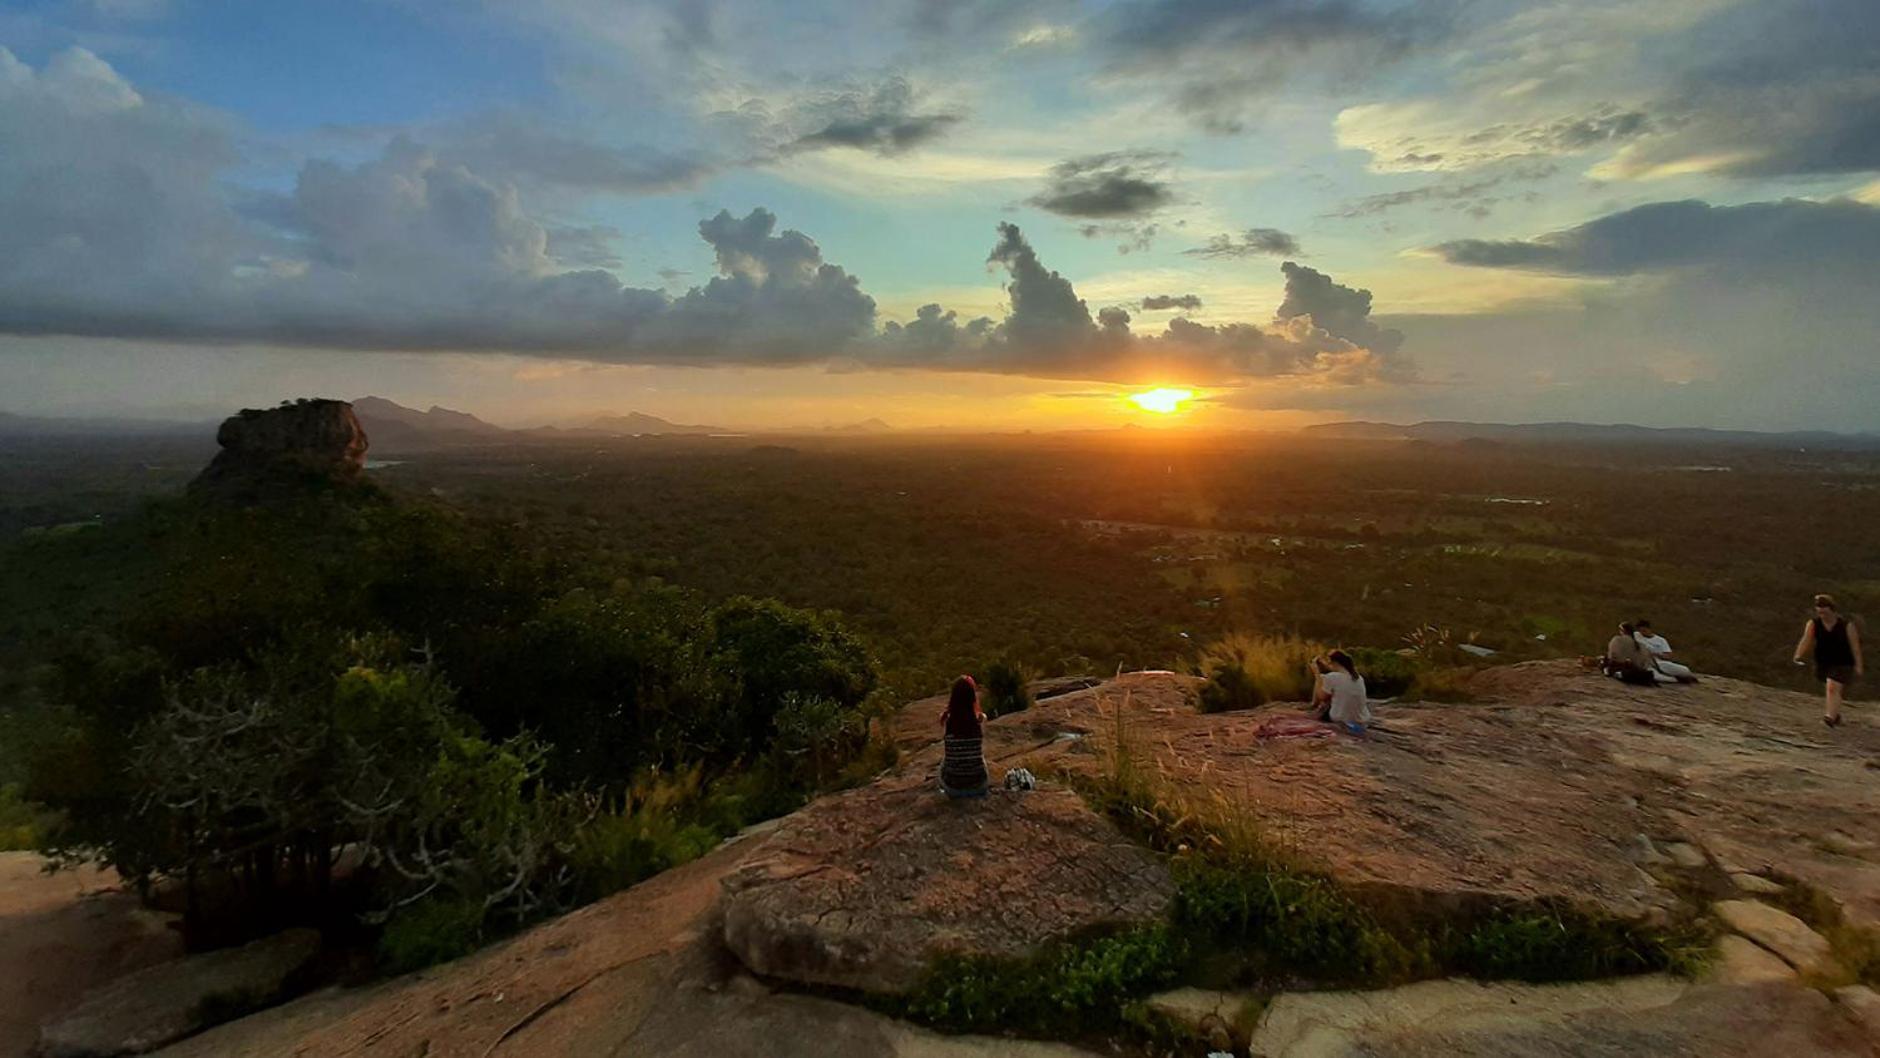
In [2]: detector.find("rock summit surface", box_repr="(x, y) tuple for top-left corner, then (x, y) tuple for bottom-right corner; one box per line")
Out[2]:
(188, 399), (368, 500)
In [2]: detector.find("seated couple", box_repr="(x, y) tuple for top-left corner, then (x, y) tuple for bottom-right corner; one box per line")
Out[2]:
(1310, 650), (1372, 735)
(1604, 620), (1698, 684)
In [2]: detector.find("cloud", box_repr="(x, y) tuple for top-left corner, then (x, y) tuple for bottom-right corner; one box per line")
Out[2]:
(1337, 103), (1654, 175)
(899, 223), (1414, 385)
(1140, 294), (1202, 311)
(1431, 198), (1880, 276)
(0, 47), (1414, 390)
(1276, 262), (1404, 357)
(1183, 228), (1300, 258)
(0, 49), (879, 362)
(784, 77), (964, 155)
(1336, 0), (1880, 181)
(1327, 160), (1557, 219)
(1027, 150), (1176, 219)
(443, 115), (717, 194)
(986, 220), (1096, 347)
(1097, 0), (1456, 133)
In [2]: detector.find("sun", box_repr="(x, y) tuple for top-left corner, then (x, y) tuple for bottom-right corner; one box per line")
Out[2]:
(1127, 388), (1194, 414)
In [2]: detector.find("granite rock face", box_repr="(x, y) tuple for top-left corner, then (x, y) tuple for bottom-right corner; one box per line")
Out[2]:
(38, 928), (320, 1057)
(188, 400), (368, 501)
(720, 783), (1174, 995)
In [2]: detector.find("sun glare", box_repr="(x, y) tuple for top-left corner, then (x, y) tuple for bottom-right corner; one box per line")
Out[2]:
(1128, 388), (1193, 414)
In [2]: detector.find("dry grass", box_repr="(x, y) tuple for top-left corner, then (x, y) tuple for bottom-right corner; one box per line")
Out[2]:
(1195, 633), (1326, 704)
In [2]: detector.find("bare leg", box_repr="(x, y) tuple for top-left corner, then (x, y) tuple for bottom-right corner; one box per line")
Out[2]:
(1825, 678), (1844, 723)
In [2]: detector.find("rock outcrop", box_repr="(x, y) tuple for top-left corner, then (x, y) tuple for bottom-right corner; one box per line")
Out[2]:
(187, 400), (368, 501)
(113, 661), (1880, 1056)
(39, 928), (319, 1057)
(721, 783), (1173, 994)
(1245, 976), (1875, 1057)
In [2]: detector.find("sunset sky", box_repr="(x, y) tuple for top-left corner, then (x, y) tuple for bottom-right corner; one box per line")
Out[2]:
(1, 0), (1876, 430)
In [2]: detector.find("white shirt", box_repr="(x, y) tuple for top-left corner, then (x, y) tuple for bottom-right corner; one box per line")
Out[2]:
(1639, 634), (1672, 656)
(1322, 670), (1371, 724)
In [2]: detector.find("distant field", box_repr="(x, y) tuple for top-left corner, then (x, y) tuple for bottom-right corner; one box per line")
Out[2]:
(5, 430), (1877, 698)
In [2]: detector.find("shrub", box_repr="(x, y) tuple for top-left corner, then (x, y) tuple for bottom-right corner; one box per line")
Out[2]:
(1195, 634), (1325, 702)
(1345, 647), (1418, 698)
(0, 783), (54, 852)
(981, 659), (1033, 717)
(901, 926), (1185, 1035)
(377, 895), (487, 974)
(771, 693), (869, 787)
(1196, 661), (1263, 713)
(1446, 904), (1709, 982)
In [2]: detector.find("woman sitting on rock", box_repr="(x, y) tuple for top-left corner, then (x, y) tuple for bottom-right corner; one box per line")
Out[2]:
(1310, 650), (1371, 734)
(939, 674), (990, 798)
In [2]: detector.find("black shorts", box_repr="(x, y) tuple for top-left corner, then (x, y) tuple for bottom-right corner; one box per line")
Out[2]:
(1818, 664), (1858, 686)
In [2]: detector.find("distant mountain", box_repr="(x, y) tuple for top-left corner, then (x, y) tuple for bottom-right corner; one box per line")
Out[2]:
(823, 418), (893, 435)
(0, 409), (207, 437)
(564, 411), (726, 436)
(1303, 420), (1880, 448)
(352, 396), (505, 436)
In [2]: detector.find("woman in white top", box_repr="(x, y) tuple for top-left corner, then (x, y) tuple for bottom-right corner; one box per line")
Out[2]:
(1311, 650), (1371, 733)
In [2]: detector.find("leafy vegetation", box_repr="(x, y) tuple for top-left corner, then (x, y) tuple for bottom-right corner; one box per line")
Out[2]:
(0, 485), (884, 966)
(981, 658), (1034, 717)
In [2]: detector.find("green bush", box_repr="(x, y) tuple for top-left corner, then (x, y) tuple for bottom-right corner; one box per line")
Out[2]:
(1447, 904), (1709, 982)
(982, 659), (1034, 717)
(901, 926), (1184, 1035)
(0, 783), (54, 852)
(377, 896), (488, 975)
(1197, 661), (1264, 713)
(1346, 647), (1418, 698)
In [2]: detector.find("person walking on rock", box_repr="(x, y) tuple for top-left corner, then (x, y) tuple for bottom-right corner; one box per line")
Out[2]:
(939, 675), (990, 797)
(1794, 594), (1862, 728)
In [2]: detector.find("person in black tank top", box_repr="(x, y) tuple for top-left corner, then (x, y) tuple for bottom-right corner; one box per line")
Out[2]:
(1794, 594), (1863, 727)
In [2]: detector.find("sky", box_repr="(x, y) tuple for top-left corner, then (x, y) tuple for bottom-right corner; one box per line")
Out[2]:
(0, 0), (1876, 431)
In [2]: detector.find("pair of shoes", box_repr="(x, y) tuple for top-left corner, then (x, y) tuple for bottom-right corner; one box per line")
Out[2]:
(1822, 715), (1842, 728)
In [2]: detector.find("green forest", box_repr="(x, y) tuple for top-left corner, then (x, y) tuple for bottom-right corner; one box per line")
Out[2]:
(3, 427), (1875, 976)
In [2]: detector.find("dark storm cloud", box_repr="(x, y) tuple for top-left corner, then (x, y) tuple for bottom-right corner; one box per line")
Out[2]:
(1432, 198), (1880, 276)
(1183, 228), (1300, 257)
(1141, 294), (1202, 311)
(1097, 0), (1459, 133)
(1027, 151), (1176, 219)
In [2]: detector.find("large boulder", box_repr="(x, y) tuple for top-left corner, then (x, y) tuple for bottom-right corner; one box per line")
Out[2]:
(188, 400), (368, 501)
(38, 928), (320, 1057)
(720, 783), (1174, 995)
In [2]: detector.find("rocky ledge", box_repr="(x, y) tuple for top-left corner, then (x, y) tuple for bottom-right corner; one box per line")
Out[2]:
(721, 782), (1173, 994)
(141, 661), (1880, 1057)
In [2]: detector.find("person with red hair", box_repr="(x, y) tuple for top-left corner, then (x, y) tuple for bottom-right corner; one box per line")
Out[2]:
(939, 674), (989, 797)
